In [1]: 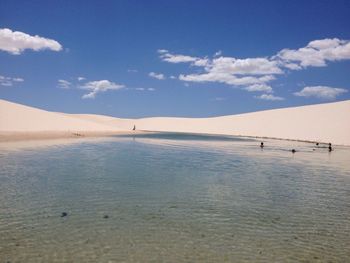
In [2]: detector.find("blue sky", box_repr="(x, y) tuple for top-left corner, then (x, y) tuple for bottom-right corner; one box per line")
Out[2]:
(1, 0), (350, 117)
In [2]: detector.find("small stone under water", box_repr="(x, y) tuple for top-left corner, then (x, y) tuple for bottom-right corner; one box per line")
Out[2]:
(61, 212), (68, 217)
(103, 215), (109, 219)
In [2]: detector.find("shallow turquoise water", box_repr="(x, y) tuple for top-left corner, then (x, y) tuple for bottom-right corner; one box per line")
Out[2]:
(0, 133), (350, 262)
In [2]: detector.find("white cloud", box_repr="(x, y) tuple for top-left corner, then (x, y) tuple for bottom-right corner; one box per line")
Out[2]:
(77, 76), (85, 81)
(0, 75), (24, 86)
(210, 57), (283, 75)
(244, 84), (273, 93)
(12, 77), (24, 82)
(192, 58), (210, 67)
(170, 75), (176, 79)
(255, 94), (284, 101)
(135, 87), (155, 92)
(57, 79), (72, 89)
(157, 49), (168, 54)
(80, 80), (125, 99)
(163, 53), (198, 63)
(149, 72), (165, 80)
(283, 62), (302, 70)
(159, 50), (200, 64)
(276, 38), (350, 68)
(0, 28), (62, 55)
(294, 86), (347, 100)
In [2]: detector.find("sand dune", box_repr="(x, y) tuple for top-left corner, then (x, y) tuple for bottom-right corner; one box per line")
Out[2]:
(0, 99), (126, 141)
(0, 99), (124, 132)
(1, 99), (350, 145)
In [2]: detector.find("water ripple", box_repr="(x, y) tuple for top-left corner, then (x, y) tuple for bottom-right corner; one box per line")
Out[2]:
(0, 134), (349, 262)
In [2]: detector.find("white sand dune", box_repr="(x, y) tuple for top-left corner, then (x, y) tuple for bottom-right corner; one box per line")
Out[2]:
(0, 99), (122, 132)
(1, 99), (350, 145)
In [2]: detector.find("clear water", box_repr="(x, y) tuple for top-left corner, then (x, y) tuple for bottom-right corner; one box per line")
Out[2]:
(0, 133), (350, 262)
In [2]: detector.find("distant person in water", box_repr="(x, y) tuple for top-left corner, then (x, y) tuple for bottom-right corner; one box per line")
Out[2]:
(291, 149), (296, 153)
(328, 143), (332, 152)
(132, 125), (136, 131)
(260, 142), (264, 148)
(316, 142), (319, 146)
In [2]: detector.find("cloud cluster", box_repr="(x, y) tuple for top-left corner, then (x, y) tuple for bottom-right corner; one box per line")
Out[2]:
(159, 50), (282, 99)
(294, 86), (347, 100)
(80, 80), (125, 99)
(0, 28), (62, 55)
(0, 75), (24, 86)
(149, 72), (165, 80)
(276, 38), (350, 68)
(159, 49), (282, 89)
(159, 38), (350, 101)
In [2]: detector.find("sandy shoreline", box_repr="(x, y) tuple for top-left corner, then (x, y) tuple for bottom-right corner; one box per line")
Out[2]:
(0, 130), (333, 148)
(0, 130), (150, 143)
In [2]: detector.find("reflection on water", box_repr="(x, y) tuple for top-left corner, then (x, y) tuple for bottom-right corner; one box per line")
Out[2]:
(0, 133), (350, 262)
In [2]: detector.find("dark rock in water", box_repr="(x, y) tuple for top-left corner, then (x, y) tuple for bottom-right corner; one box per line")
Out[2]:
(61, 212), (68, 217)
(103, 215), (109, 219)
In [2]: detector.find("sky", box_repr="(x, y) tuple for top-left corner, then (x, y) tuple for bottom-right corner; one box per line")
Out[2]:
(0, 0), (350, 118)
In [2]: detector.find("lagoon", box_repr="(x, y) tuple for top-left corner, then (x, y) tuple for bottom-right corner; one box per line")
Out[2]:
(0, 133), (350, 262)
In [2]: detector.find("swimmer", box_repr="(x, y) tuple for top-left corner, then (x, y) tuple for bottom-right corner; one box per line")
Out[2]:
(328, 143), (332, 152)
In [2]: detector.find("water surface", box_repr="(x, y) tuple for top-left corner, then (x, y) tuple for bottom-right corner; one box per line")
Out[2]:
(0, 133), (350, 262)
